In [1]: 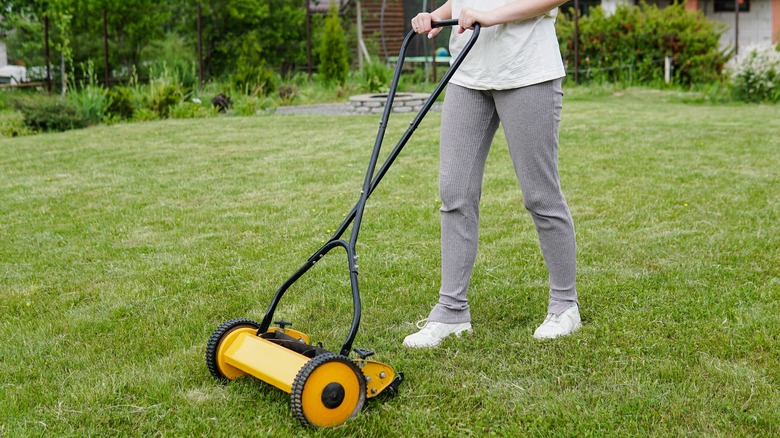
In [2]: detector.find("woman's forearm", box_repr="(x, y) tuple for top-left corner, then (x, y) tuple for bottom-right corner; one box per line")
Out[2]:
(429, 0), (452, 21)
(460, 0), (570, 29)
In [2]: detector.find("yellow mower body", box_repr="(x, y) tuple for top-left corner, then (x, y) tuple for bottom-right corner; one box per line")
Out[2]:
(206, 319), (400, 428)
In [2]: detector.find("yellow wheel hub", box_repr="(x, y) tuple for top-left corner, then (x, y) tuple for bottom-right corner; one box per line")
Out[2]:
(291, 353), (367, 428)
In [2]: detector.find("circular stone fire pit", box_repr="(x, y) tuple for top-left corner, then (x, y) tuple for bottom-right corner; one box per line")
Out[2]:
(349, 93), (429, 114)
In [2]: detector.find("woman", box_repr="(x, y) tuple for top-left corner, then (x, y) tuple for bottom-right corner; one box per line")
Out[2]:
(403, 0), (581, 348)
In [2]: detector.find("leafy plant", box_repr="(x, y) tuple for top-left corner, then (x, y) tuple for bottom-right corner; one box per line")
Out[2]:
(0, 110), (33, 137)
(231, 94), (273, 116)
(10, 94), (89, 132)
(169, 101), (217, 119)
(557, 3), (729, 85)
(277, 84), (299, 105)
(318, 2), (350, 84)
(727, 45), (780, 103)
(360, 60), (392, 93)
(131, 107), (159, 122)
(231, 64), (278, 96)
(105, 86), (136, 120)
(69, 61), (110, 124)
(140, 33), (199, 89)
(149, 84), (184, 118)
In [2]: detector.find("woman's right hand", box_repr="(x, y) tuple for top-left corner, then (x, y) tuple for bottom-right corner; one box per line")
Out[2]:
(411, 12), (443, 39)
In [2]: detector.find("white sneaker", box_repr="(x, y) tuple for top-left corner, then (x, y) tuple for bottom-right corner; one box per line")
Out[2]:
(403, 319), (473, 348)
(533, 306), (582, 340)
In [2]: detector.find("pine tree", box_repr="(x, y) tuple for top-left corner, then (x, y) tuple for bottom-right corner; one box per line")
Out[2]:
(319, 2), (350, 84)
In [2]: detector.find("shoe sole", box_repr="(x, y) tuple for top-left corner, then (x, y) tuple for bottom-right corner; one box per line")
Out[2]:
(532, 322), (581, 340)
(403, 327), (473, 348)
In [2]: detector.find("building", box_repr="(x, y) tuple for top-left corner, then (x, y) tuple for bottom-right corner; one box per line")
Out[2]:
(685, 0), (780, 50)
(600, 0), (779, 50)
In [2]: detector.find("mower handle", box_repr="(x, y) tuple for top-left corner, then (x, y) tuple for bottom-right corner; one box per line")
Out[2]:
(259, 19), (481, 358)
(432, 18), (459, 28)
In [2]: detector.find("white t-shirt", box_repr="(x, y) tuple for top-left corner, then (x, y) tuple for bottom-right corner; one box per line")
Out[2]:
(448, 0), (566, 90)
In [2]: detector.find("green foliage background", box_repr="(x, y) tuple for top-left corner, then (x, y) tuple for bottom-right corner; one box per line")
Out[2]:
(319, 2), (351, 84)
(0, 0), (310, 85)
(557, 3), (729, 85)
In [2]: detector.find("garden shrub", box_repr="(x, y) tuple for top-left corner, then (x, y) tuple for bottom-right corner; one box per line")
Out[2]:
(10, 94), (89, 132)
(360, 59), (392, 93)
(232, 94), (273, 116)
(728, 45), (780, 103)
(106, 86), (136, 120)
(0, 110), (32, 137)
(169, 101), (216, 119)
(69, 83), (109, 125)
(131, 108), (159, 122)
(227, 28), (279, 96)
(319, 2), (350, 84)
(277, 84), (299, 105)
(231, 65), (277, 96)
(149, 84), (184, 118)
(68, 61), (110, 125)
(556, 3), (729, 85)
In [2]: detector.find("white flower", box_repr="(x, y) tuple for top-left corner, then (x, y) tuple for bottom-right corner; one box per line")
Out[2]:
(727, 45), (780, 102)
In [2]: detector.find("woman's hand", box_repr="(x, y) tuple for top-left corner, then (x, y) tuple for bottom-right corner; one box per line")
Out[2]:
(411, 12), (443, 39)
(457, 7), (493, 33)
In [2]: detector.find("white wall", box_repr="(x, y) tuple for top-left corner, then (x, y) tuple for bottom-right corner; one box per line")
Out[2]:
(601, 0), (631, 15)
(697, 0), (774, 51)
(0, 39), (7, 67)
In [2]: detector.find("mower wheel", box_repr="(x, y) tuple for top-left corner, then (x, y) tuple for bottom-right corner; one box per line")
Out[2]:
(290, 353), (367, 428)
(206, 318), (261, 382)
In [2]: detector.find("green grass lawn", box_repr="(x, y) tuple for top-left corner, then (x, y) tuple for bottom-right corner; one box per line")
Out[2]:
(1, 88), (778, 436)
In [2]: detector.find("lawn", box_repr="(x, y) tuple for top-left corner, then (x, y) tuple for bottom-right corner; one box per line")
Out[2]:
(1, 88), (778, 436)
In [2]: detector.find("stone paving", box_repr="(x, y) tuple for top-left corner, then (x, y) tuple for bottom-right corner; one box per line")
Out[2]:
(271, 98), (442, 116)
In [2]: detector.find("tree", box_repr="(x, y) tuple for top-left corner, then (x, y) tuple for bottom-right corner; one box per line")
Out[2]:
(2, 0), (169, 85)
(319, 1), (349, 84)
(68, 0), (168, 81)
(165, 0), (306, 83)
(1, 0), (71, 89)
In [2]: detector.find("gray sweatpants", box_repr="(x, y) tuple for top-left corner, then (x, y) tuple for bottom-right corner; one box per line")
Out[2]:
(427, 79), (578, 324)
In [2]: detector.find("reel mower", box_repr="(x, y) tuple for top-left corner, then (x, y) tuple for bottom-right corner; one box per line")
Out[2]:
(205, 19), (481, 428)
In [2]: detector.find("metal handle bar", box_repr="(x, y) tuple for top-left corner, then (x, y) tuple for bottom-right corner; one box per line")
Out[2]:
(259, 21), (481, 357)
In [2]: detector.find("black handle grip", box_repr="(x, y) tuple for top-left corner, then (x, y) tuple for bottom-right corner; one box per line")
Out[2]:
(431, 19), (459, 28)
(431, 18), (481, 30)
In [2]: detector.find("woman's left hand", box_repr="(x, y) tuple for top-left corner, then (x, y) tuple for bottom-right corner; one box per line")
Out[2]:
(457, 7), (492, 33)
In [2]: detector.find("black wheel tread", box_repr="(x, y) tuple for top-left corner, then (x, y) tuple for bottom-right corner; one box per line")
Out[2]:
(205, 318), (261, 382)
(290, 353), (367, 428)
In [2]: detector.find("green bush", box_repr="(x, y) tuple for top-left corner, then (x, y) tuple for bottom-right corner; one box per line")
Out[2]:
(10, 94), (90, 132)
(318, 2), (350, 84)
(231, 65), (278, 96)
(557, 3), (729, 85)
(232, 94), (273, 116)
(360, 59), (392, 93)
(69, 85), (109, 125)
(68, 62), (110, 125)
(106, 86), (136, 120)
(169, 101), (217, 119)
(277, 84), (299, 105)
(728, 45), (780, 103)
(131, 108), (159, 123)
(149, 84), (184, 118)
(140, 34), (199, 90)
(0, 110), (33, 137)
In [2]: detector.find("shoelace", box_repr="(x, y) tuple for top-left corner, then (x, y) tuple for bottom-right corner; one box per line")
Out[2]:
(415, 318), (430, 330)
